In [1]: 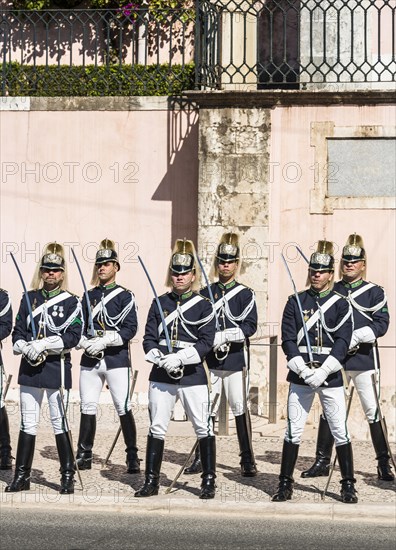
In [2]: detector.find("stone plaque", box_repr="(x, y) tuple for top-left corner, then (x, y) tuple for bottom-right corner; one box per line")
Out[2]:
(327, 138), (395, 197)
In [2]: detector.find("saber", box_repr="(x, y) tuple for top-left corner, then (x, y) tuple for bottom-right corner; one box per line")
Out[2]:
(196, 255), (229, 361)
(165, 392), (220, 494)
(71, 248), (104, 360)
(58, 352), (83, 489)
(196, 255), (220, 331)
(9, 252), (46, 366)
(321, 385), (355, 500)
(295, 245), (310, 265)
(71, 248), (95, 338)
(10, 252), (37, 340)
(102, 369), (139, 467)
(281, 253), (317, 367)
(2, 368), (12, 400)
(371, 371), (396, 471)
(138, 256), (172, 353)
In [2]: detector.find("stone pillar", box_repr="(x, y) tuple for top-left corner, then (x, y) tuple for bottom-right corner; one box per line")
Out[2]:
(197, 107), (271, 413)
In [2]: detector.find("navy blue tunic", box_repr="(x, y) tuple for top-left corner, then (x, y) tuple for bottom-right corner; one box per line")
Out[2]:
(334, 279), (389, 372)
(12, 289), (82, 390)
(143, 291), (216, 386)
(0, 289), (12, 342)
(282, 288), (352, 387)
(201, 281), (257, 372)
(80, 283), (138, 370)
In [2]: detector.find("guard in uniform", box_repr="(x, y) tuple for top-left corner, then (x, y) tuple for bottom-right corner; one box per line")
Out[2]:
(301, 234), (393, 481)
(0, 288), (13, 469)
(135, 239), (216, 499)
(184, 232), (258, 477)
(6, 243), (83, 494)
(272, 240), (357, 503)
(76, 239), (140, 474)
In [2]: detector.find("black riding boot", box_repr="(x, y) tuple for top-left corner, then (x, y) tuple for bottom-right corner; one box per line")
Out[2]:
(56, 432), (75, 495)
(5, 431), (35, 492)
(0, 406), (13, 470)
(134, 435), (164, 497)
(235, 413), (257, 477)
(184, 445), (202, 474)
(76, 413), (96, 470)
(272, 440), (299, 502)
(336, 443), (358, 503)
(199, 435), (216, 499)
(301, 415), (334, 478)
(120, 410), (140, 473)
(369, 421), (395, 481)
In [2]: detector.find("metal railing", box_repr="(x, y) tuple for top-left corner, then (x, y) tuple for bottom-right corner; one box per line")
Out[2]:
(197, 0), (396, 90)
(1, 0), (395, 95)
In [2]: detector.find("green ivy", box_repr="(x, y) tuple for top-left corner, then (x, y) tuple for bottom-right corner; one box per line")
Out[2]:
(3, 62), (196, 96)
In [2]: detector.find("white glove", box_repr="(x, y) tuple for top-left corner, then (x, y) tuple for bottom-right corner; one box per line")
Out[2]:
(145, 348), (164, 365)
(287, 356), (313, 380)
(76, 335), (90, 351)
(85, 337), (106, 356)
(158, 354), (183, 375)
(175, 347), (200, 365)
(305, 355), (342, 390)
(102, 331), (123, 347)
(25, 336), (63, 361)
(349, 327), (376, 349)
(223, 327), (245, 343)
(13, 339), (29, 356)
(305, 369), (328, 390)
(213, 331), (227, 351)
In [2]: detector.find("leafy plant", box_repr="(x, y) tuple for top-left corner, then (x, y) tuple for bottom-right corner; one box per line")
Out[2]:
(3, 62), (196, 96)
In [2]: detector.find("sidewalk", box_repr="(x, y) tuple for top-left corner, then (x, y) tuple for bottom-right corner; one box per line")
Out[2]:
(1, 398), (395, 524)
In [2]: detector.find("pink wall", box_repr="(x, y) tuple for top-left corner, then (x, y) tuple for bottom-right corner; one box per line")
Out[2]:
(0, 104), (199, 392)
(268, 104), (395, 387)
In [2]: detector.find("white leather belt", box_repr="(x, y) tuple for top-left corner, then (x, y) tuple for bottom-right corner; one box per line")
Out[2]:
(298, 346), (331, 355)
(159, 339), (195, 349)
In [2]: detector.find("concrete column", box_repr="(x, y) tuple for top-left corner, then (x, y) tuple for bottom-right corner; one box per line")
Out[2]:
(197, 106), (271, 413)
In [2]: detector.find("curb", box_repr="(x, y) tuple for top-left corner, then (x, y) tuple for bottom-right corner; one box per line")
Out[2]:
(1, 493), (394, 524)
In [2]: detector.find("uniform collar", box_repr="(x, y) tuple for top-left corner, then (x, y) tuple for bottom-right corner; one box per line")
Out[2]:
(171, 290), (193, 301)
(41, 287), (61, 299)
(308, 287), (332, 299)
(99, 281), (117, 291)
(218, 280), (236, 291)
(340, 278), (364, 289)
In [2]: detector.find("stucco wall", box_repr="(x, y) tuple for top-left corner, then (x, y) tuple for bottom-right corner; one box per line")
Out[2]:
(0, 97), (199, 397)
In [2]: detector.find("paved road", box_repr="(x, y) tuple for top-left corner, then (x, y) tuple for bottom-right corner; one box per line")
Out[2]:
(1, 508), (395, 550)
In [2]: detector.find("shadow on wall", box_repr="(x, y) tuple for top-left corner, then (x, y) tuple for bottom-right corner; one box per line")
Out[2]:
(152, 98), (199, 247)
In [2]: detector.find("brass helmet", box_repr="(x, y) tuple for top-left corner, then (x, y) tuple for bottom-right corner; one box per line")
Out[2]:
(91, 239), (119, 286)
(31, 242), (68, 290)
(339, 233), (366, 279)
(213, 232), (240, 277)
(309, 240), (335, 272)
(166, 238), (201, 291)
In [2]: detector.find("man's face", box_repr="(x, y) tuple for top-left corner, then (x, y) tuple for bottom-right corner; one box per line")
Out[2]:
(217, 260), (238, 283)
(309, 269), (333, 292)
(96, 261), (118, 285)
(41, 268), (64, 290)
(341, 259), (365, 283)
(171, 270), (195, 295)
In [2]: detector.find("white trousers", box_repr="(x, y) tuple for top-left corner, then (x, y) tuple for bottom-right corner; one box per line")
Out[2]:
(0, 368), (5, 409)
(20, 385), (69, 436)
(80, 359), (131, 416)
(286, 383), (349, 446)
(210, 369), (248, 418)
(346, 370), (379, 423)
(148, 381), (213, 440)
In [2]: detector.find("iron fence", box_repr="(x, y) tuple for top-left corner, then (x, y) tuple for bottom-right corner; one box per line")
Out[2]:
(1, 0), (395, 96)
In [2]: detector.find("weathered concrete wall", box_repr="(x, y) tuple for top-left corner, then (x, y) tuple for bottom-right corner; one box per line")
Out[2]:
(196, 107), (271, 410)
